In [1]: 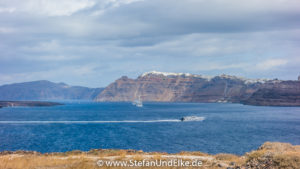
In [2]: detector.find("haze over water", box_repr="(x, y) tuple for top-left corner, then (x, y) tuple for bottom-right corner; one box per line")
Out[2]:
(0, 102), (300, 155)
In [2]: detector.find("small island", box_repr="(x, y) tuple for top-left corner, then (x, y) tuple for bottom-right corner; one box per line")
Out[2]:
(0, 101), (62, 108)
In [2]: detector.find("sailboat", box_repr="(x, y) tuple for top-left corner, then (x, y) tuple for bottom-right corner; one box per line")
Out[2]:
(132, 96), (143, 107)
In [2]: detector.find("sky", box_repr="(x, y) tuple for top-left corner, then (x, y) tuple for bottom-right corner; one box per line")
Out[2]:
(0, 0), (300, 87)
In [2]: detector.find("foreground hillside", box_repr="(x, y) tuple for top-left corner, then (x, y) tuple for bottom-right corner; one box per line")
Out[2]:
(0, 80), (103, 100)
(95, 71), (300, 106)
(0, 142), (299, 169)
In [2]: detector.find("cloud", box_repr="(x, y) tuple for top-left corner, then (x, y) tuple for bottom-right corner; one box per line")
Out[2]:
(0, 0), (96, 16)
(0, 0), (299, 87)
(98, 0), (300, 37)
(0, 64), (100, 86)
(0, 0), (144, 17)
(0, 7), (15, 13)
(256, 59), (288, 70)
(22, 40), (60, 51)
(91, 0), (144, 15)
(0, 27), (15, 33)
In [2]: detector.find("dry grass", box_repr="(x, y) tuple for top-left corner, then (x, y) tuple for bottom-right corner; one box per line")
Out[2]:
(273, 152), (300, 169)
(1, 142), (300, 169)
(246, 149), (267, 162)
(177, 151), (209, 156)
(245, 142), (300, 169)
(0, 152), (221, 169)
(0, 155), (92, 169)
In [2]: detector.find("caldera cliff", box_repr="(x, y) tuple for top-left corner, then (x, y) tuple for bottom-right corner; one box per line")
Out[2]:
(95, 71), (300, 106)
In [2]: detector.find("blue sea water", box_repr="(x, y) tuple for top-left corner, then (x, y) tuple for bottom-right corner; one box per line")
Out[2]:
(0, 102), (300, 155)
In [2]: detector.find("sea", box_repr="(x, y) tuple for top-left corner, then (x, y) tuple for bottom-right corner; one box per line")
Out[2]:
(0, 102), (300, 155)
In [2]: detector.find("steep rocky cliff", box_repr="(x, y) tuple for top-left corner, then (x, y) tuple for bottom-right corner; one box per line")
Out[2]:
(243, 81), (300, 106)
(95, 71), (284, 104)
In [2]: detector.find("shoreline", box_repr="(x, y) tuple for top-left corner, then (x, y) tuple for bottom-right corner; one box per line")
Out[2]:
(95, 101), (300, 107)
(1, 142), (299, 169)
(0, 101), (63, 108)
(1, 100), (300, 108)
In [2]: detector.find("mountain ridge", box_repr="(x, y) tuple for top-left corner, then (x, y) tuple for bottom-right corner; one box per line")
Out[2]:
(140, 71), (277, 84)
(1, 71), (299, 106)
(0, 80), (104, 101)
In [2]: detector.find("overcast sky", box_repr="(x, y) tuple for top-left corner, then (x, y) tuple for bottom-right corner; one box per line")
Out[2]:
(0, 0), (300, 87)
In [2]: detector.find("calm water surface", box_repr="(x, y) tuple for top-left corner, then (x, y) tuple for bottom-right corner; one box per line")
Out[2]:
(0, 102), (299, 155)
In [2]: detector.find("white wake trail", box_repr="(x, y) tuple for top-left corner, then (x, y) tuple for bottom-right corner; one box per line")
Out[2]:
(0, 116), (206, 124)
(0, 120), (181, 124)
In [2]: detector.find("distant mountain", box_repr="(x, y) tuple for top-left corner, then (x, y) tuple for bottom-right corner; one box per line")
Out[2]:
(0, 80), (104, 101)
(95, 71), (300, 106)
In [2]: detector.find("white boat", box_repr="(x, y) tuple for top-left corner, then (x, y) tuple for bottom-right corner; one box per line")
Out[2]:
(136, 101), (143, 107)
(132, 96), (143, 107)
(180, 116), (205, 121)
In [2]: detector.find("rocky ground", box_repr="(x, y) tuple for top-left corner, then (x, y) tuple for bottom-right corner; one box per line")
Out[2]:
(0, 142), (299, 169)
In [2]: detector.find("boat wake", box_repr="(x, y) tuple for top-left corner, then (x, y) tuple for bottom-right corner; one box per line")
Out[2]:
(0, 117), (205, 124)
(0, 120), (181, 124)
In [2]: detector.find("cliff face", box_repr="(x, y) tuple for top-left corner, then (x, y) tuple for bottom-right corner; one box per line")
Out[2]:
(243, 81), (300, 106)
(95, 71), (270, 103)
(95, 71), (300, 106)
(0, 80), (104, 101)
